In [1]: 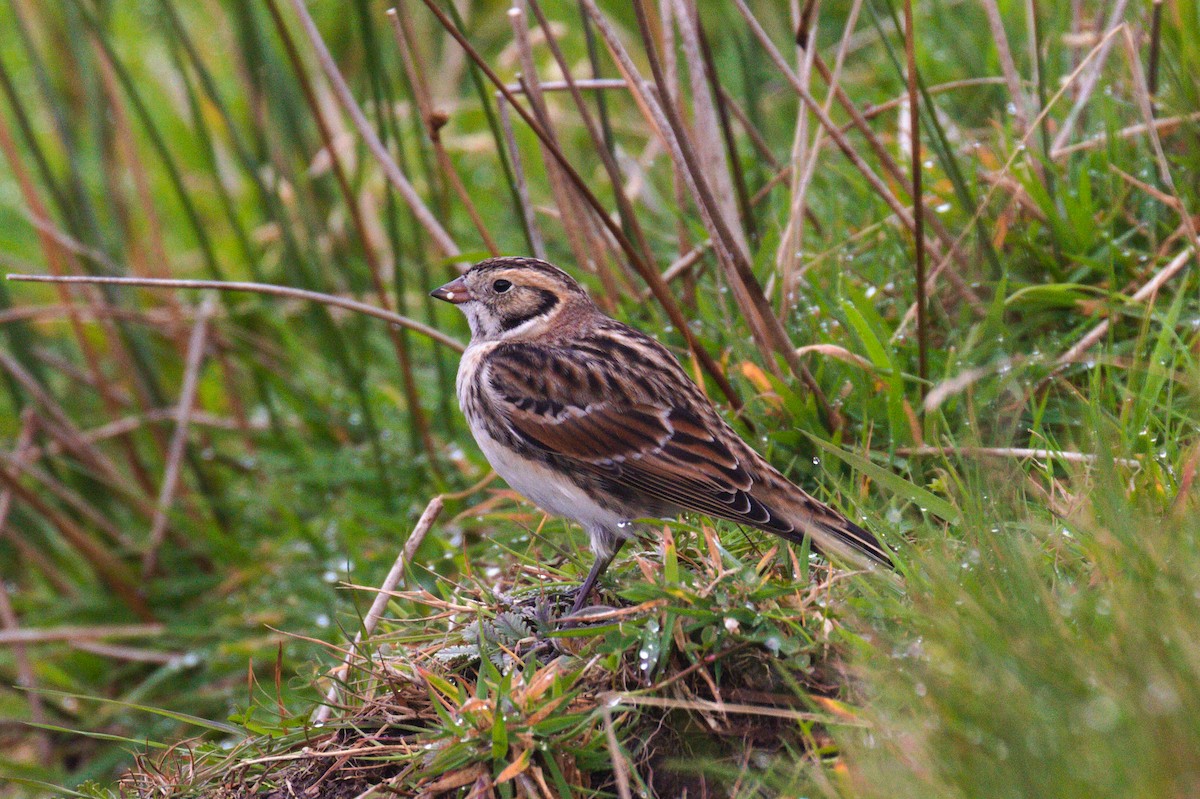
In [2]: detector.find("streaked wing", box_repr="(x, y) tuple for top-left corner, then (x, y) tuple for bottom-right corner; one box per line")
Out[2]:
(483, 337), (796, 534)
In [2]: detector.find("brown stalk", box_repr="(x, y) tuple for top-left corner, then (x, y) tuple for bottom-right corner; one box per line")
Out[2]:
(507, 6), (613, 300)
(1052, 112), (1200, 159)
(1056, 245), (1194, 369)
(265, 0), (440, 473)
(143, 296), (214, 577)
(283, 0), (463, 262)
(525, 0), (658, 274)
(898, 24), (1128, 335)
(1049, 0), (1132, 154)
(0, 99), (159, 495)
(624, 0), (843, 430)
(7, 273), (465, 352)
(0, 459), (155, 621)
(672, 0), (750, 259)
(981, 0), (1030, 135)
(780, 0), (860, 300)
(1120, 26), (1200, 269)
(387, 7), (500, 256)
(496, 96), (547, 259)
(0, 350), (146, 510)
(0, 624), (166, 645)
(735, 0), (984, 311)
(903, 0), (929, 397)
(413, 0), (744, 411)
(313, 495), (443, 724)
(895, 446), (1141, 468)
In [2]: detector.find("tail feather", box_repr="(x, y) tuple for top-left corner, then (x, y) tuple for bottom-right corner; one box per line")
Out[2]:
(766, 496), (894, 569)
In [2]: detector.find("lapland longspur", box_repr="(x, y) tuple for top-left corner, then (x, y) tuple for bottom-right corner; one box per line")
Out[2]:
(432, 257), (892, 614)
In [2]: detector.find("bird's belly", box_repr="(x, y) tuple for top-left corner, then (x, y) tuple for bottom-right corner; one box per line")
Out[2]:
(470, 421), (625, 532)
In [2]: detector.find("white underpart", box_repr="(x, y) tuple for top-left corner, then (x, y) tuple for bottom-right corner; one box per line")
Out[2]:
(457, 341), (629, 556)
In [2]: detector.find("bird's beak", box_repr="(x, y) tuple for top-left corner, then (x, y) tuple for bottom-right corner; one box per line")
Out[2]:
(430, 275), (474, 304)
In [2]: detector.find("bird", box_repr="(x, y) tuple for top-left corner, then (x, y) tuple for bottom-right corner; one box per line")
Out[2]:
(431, 256), (892, 615)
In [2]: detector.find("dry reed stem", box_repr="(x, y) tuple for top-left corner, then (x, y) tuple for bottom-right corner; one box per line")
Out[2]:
(601, 704), (635, 799)
(903, 0), (928, 396)
(313, 495), (444, 724)
(7, 274), (465, 352)
(1049, 0), (1131, 153)
(496, 96), (547, 259)
(416, 0), (744, 410)
(981, 0), (1030, 135)
(267, 0), (439, 471)
(1055, 244), (1195, 368)
(894, 446), (1141, 469)
(508, 7), (609, 293)
(1052, 112), (1200, 159)
(604, 693), (835, 723)
(143, 296), (215, 577)
(388, 8), (500, 256)
(284, 0), (463, 263)
(0, 624), (166, 645)
(897, 24), (1128, 336)
(782, 0), (862, 302)
(672, 0), (749, 261)
(525, 0), (658, 275)
(1119, 27), (1200, 271)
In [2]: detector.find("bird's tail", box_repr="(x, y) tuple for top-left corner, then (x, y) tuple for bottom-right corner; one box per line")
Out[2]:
(772, 495), (894, 570)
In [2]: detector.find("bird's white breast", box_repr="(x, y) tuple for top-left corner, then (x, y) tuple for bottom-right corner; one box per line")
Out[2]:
(457, 342), (626, 551)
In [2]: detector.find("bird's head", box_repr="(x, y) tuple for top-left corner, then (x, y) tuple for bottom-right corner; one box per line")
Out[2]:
(431, 257), (592, 342)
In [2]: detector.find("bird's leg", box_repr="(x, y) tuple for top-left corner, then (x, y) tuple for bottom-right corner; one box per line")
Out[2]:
(569, 539), (625, 616)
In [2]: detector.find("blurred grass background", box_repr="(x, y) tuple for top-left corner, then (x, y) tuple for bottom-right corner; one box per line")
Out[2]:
(0, 0), (1199, 796)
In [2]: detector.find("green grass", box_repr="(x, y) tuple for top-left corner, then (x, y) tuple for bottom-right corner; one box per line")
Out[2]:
(1, 0), (1199, 796)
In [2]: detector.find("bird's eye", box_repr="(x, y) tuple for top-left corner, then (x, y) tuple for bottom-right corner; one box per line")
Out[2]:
(492, 279), (512, 293)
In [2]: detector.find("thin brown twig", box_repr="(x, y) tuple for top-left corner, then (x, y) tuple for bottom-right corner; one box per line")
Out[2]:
(903, 0), (928, 398)
(1051, 112), (1200, 159)
(981, 0), (1030, 135)
(143, 296), (214, 577)
(413, 0), (744, 411)
(313, 495), (444, 724)
(387, 8), (499, 256)
(894, 446), (1141, 468)
(283, 0), (462, 262)
(508, 6), (610, 293)
(495, 96), (547, 259)
(1049, 0), (1131, 152)
(266, 0), (440, 471)
(0, 624), (166, 645)
(1055, 244), (1195, 368)
(525, 0), (658, 274)
(897, 24), (1128, 335)
(1120, 26), (1200, 271)
(6, 274), (465, 352)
